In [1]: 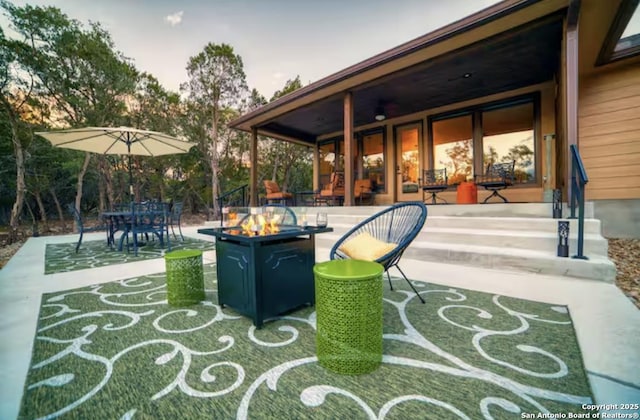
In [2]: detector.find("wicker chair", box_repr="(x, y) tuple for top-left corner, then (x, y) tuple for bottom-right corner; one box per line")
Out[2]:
(67, 203), (108, 253)
(330, 202), (428, 303)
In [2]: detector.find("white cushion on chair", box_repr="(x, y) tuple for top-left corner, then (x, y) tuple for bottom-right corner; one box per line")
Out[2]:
(339, 232), (396, 261)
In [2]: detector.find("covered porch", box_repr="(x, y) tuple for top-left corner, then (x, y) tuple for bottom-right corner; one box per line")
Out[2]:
(231, 0), (579, 207)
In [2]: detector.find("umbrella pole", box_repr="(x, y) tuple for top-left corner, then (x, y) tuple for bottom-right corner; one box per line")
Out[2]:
(128, 139), (134, 202)
(129, 154), (134, 201)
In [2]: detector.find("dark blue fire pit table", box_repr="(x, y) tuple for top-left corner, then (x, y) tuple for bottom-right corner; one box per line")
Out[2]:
(197, 225), (333, 328)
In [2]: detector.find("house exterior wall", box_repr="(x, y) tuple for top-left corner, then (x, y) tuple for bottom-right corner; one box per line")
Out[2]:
(578, 62), (640, 201)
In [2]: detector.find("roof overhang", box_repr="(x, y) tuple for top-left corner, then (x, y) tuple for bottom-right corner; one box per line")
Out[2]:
(231, 0), (570, 143)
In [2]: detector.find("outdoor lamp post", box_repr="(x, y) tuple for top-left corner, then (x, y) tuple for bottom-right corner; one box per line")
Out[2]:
(557, 221), (569, 257)
(553, 189), (563, 219)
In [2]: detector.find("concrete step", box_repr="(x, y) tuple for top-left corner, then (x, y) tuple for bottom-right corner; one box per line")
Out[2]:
(204, 202), (613, 282)
(315, 233), (616, 282)
(290, 202), (594, 218)
(318, 214), (602, 234)
(320, 216), (608, 256)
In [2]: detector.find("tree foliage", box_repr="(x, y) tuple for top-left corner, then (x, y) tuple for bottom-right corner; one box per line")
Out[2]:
(182, 43), (248, 217)
(0, 3), (315, 236)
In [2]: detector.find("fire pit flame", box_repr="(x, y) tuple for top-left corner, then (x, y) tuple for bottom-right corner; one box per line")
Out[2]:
(237, 213), (281, 236)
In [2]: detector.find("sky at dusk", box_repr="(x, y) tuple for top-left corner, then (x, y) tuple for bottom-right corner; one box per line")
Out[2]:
(5, 0), (501, 99)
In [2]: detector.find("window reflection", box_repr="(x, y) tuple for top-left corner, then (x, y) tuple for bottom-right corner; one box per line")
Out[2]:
(482, 103), (534, 183)
(319, 142), (335, 188)
(362, 133), (385, 192)
(433, 115), (473, 185)
(400, 127), (419, 191)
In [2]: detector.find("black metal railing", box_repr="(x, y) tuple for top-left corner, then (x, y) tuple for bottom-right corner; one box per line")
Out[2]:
(568, 144), (589, 260)
(217, 184), (249, 221)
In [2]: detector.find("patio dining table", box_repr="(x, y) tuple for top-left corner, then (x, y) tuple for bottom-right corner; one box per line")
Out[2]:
(101, 210), (133, 251)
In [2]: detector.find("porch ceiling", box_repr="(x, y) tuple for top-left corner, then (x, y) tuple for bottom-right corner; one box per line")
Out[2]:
(257, 16), (563, 144)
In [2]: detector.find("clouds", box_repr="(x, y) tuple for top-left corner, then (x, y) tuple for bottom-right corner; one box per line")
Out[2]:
(164, 11), (183, 27)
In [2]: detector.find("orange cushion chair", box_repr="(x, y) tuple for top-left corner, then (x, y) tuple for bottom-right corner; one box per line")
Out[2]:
(318, 172), (345, 205)
(264, 180), (293, 204)
(354, 179), (374, 205)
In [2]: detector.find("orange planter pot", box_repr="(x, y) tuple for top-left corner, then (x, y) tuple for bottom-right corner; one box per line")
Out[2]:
(457, 182), (478, 204)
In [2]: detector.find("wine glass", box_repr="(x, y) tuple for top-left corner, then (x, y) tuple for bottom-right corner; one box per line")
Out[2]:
(316, 212), (328, 228)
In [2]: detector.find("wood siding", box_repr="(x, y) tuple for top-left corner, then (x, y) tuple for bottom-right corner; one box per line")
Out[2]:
(579, 63), (640, 200)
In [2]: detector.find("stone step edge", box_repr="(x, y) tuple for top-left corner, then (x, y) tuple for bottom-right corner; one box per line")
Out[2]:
(315, 235), (616, 282)
(316, 233), (613, 264)
(316, 233), (607, 256)
(322, 223), (606, 240)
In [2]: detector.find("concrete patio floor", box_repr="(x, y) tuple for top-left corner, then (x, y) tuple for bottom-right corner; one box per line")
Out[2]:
(1, 226), (639, 419)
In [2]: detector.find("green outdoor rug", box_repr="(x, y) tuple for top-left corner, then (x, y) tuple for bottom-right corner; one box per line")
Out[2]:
(20, 266), (594, 419)
(44, 237), (215, 274)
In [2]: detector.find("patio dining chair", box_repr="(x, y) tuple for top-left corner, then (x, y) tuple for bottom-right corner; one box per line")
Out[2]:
(330, 201), (428, 303)
(475, 160), (516, 203)
(120, 201), (171, 256)
(168, 201), (184, 241)
(67, 203), (108, 253)
(420, 168), (449, 204)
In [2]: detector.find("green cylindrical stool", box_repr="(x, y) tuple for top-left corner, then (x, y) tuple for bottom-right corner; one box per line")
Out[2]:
(165, 249), (205, 306)
(314, 259), (384, 375)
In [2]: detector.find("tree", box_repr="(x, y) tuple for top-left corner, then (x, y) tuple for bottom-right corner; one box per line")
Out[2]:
(129, 73), (186, 203)
(261, 76), (312, 192)
(443, 140), (473, 184)
(182, 43), (248, 217)
(2, 1), (137, 218)
(0, 21), (31, 242)
(503, 141), (534, 183)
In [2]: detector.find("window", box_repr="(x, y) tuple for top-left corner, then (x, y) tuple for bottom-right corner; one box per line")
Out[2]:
(616, 5), (640, 53)
(433, 115), (473, 185)
(361, 132), (385, 193)
(482, 103), (535, 183)
(429, 96), (538, 186)
(598, 1), (640, 64)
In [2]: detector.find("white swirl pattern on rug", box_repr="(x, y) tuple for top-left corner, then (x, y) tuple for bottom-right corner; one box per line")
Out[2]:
(23, 267), (593, 419)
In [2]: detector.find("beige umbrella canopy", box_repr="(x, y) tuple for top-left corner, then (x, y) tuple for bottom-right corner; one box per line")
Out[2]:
(36, 126), (197, 198)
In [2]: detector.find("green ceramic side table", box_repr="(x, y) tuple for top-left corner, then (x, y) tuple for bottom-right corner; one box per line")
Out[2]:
(165, 249), (205, 306)
(314, 259), (384, 375)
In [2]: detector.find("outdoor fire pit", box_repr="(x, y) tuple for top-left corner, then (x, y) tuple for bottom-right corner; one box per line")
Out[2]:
(197, 225), (333, 328)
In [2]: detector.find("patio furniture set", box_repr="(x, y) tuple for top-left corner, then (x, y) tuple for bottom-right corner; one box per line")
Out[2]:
(68, 201), (185, 256)
(263, 160), (515, 208)
(70, 199), (427, 376)
(196, 201), (428, 375)
(421, 161), (516, 205)
(264, 174), (375, 207)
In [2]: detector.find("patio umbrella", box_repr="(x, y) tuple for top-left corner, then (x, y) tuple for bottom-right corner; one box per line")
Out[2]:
(36, 126), (197, 199)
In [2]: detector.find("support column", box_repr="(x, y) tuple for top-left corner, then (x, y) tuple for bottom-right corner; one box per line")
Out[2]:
(565, 0), (580, 203)
(343, 92), (354, 206)
(250, 127), (258, 207)
(313, 145), (320, 192)
(543, 133), (555, 202)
